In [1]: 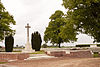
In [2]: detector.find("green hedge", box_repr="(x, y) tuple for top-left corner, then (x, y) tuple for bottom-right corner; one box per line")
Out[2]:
(76, 45), (90, 47)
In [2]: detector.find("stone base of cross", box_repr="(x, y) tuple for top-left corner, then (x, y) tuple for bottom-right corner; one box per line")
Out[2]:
(22, 41), (35, 53)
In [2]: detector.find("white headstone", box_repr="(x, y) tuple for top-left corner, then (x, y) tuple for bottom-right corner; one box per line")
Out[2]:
(22, 23), (35, 53)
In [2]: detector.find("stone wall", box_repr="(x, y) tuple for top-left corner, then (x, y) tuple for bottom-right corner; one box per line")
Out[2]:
(46, 50), (93, 58)
(0, 52), (29, 62)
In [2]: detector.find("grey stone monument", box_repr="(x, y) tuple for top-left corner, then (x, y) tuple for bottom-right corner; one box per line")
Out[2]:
(22, 23), (35, 53)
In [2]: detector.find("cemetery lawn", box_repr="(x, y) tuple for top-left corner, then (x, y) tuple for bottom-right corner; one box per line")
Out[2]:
(0, 62), (7, 64)
(94, 52), (100, 58)
(30, 50), (45, 54)
(14, 48), (24, 49)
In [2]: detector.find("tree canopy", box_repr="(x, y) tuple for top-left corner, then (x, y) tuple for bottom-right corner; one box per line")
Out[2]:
(0, 0), (16, 41)
(44, 10), (77, 47)
(62, 0), (100, 42)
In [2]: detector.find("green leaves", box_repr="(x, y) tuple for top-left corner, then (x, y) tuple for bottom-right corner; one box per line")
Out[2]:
(44, 10), (65, 47)
(62, 0), (100, 42)
(0, 1), (16, 41)
(31, 31), (42, 51)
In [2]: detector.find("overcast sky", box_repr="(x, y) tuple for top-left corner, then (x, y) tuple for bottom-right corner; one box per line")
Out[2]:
(0, 0), (94, 46)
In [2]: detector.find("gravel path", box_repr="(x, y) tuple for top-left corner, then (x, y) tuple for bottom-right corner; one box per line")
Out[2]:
(4, 57), (100, 67)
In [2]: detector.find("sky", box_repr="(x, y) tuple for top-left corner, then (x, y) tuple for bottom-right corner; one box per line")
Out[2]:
(0, 0), (94, 46)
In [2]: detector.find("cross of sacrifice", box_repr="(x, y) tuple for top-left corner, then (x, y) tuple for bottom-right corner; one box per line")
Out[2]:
(25, 23), (31, 42)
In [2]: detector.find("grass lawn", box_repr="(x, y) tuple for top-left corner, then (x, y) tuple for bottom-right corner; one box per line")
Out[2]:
(13, 51), (22, 52)
(13, 48), (24, 49)
(30, 50), (45, 54)
(0, 62), (7, 64)
(93, 52), (100, 58)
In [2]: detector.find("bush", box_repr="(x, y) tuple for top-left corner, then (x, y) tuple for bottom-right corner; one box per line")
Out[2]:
(31, 33), (35, 49)
(31, 31), (42, 51)
(0, 46), (2, 48)
(93, 52), (100, 57)
(42, 43), (47, 48)
(76, 45), (90, 47)
(5, 35), (14, 52)
(97, 44), (100, 47)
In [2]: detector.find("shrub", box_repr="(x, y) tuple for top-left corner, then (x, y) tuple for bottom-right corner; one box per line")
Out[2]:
(5, 35), (14, 52)
(93, 52), (100, 57)
(31, 31), (42, 51)
(31, 33), (35, 49)
(76, 45), (90, 47)
(42, 43), (47, 48)
(97, 44), (100, 47)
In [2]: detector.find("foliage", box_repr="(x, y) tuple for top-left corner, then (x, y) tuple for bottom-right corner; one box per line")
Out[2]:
(0, 0), (16, 41)
(44, 10), (65, 48)
(76, 45), (90, 47)
(31, 33), (35, 49)
(0, 46), (2, 48)
(42, 43), (47, 48)
(44, 10), (77, 47)
(5, 34), (14, 52)
(62, 0), (100, 42)
(31, 31), (42, 51)
(97, 44), (100, 47)
(93, 52), (100, 58)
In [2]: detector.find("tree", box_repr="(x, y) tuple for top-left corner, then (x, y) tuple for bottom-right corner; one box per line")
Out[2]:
(31, 31), (42, 51)
(62, 0), (100, 42)
(5, 34), (14, 52)
(0, 0), (16, 41)
(44, 10), (66, 48)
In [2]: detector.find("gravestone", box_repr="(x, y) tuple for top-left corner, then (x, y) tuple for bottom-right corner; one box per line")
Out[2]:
(22, 23), (35, 53)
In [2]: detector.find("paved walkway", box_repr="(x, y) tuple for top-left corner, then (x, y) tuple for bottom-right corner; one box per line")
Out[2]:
(1, 58), (100, 67)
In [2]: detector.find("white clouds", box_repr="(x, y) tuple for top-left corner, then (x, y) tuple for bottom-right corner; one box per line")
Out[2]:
(77, 34), (94, 44)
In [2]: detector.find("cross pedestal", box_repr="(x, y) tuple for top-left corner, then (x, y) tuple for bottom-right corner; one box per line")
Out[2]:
(22, 23), (35, 53)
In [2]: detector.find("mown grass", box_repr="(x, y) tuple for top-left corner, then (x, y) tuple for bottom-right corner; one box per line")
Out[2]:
(13, 48), (24, 49)
(30, 50), (45, 54)
(93, 52), (100, 58)
(13, 51), (22, 52)
(0, 62), (7, 64)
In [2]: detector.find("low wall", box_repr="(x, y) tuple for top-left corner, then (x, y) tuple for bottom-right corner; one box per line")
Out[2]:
(46, 50), (93, 58)
(0, 52), (29, 62)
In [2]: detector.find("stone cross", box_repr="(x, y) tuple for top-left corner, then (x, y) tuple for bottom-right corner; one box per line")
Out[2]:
(25, 23), (31, 42)
(22, 23), (35, 53)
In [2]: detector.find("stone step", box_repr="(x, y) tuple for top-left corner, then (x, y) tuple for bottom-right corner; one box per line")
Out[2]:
(25, 54), (55, 60)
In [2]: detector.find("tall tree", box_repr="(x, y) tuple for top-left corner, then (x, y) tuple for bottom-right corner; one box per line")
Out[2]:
(44, 10), (66, 48)
(62, 0), (100, 42)
(0, 0), (16, 41)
